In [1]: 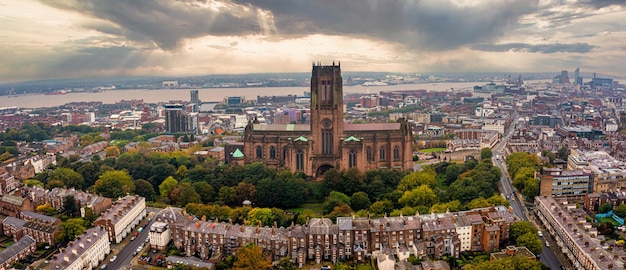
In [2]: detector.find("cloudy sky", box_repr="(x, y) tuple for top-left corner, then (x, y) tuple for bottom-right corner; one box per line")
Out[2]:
(1, 0), (625, 83)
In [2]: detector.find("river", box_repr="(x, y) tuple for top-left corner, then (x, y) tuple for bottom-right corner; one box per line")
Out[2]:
(1, 81), (551, 109)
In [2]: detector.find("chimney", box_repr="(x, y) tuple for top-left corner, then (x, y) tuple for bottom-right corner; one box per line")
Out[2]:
(201, 215), (206, 222)
(196, 222), (200, 229)
(64, 256), (69, 262)
(274, 221), (277, 228)
(79, 243), (84, 248)
(72, 249), (77, 255)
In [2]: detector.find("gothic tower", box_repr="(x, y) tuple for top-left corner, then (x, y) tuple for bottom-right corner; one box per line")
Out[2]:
(310, 63), (343, 175)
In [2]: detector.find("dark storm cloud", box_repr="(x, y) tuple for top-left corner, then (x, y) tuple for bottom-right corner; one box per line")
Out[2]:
(578, 0), (626, 8)
(232, 0), (539, 50)
(472, 42), (596, 53)
(38, 0), (260, 50)
(39, 0), (539, 51)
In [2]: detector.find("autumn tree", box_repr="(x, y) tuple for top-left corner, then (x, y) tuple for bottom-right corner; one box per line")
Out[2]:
(467, 197), (491, 209)
(247, 208), (275, 227)
(105, 145), (120, 158)
(92, 170), (135, 198)
(233, 243), (271, 270)
(36, 203), (56, 215)
(397, 168), (437, 191)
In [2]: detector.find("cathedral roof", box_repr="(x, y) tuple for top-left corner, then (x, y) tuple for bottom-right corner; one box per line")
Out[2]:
(344, 136), (361, 142)
(253, 123), (310, 131)
(294, 136), (309, 142)
(344, 123), (401, 131)
(232, 149), (244, 158)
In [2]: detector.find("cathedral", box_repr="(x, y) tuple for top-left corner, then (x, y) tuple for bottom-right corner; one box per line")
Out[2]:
(243, 63), (413, 177)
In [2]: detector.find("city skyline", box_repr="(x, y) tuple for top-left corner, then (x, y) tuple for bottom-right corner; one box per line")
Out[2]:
(1, 0), (625, 83)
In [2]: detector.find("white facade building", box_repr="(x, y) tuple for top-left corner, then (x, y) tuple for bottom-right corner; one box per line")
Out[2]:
(149, 221), (171, 250)
(49, 226), (110, 270)
(94, 195), (146, 243)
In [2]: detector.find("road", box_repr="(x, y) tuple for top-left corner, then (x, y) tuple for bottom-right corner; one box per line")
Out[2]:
(492, 113), (563, 270)
(103, 207), (159, 270)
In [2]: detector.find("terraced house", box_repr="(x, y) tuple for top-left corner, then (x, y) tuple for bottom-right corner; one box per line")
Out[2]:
(150, 206), (518, 266)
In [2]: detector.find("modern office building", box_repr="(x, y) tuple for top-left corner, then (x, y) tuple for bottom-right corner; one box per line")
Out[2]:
(164, 104), (188, 133)
(190, 90), (199, 113)
(539, 168), (594, 199)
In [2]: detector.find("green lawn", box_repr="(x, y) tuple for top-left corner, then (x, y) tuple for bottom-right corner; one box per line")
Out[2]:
(420, 148), (446, 153)
(597, 217), (621, 226)
(286, 203), (324, 214)
(356, 264), (374, 270)
(1, 241), (14, 248)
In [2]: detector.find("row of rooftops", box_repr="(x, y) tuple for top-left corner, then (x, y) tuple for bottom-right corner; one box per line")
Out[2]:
(24, 186), (109, 210)
(536, 196), (624, 269)
(48, 226), (108, 269)
(96, 195), (144, 224)
(154, 206), (517, 239)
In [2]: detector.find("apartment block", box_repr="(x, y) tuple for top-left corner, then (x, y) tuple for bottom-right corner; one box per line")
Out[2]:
(94, 195), (146, 243)
(539, 168), (594, 200)
(584, 189), (626, 213)
(567, 149), (626, 192)
(535, 196), (625, 269)
(48, 226), (111, 270)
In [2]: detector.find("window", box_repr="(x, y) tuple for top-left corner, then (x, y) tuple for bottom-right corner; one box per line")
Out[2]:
(321, 80), (333, 104)
(321, 126), (333, 155)
(379, 147), (386, 161)
(283, 147), (287, 160)
(349, 149), (357, 168)
(296, 150), (304, 171)
(270, 146), (276, 159)
(256, 146), (262, 159)
(393, 146), (400, 160)
(367, 147), (372, 162)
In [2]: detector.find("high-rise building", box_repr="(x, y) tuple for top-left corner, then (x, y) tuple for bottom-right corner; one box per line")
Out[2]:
(574, 67), (583, 86)
(164, 104), (188, 133)
(190, 90), (199, 113)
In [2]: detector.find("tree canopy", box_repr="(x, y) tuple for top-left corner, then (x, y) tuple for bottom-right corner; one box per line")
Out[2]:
(92, 170), (135, 198)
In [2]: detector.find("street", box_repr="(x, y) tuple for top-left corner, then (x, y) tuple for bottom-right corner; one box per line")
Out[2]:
(492, 114), (564, 270)
(101, 207), (160, 269)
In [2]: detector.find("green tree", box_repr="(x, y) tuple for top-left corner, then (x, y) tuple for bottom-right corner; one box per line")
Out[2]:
(480, 148), (493, 159)
(77, 162), (101, 189)
(49, 168), (84, 190)
(63, 196), (79, 217)
(350, 192), (372, 211)
(486, 194), (510, 207)
(615, 204), (626, 218)
(444, 163), (464, 185)
(256, 171), (305, 208)
(273, 257), (297, 270)
(599, 202), (613, 214)
(218, 186), (235, 205)
(510, 221), (538, 241)
(233, 182), (257, 206)
(467, 197), (491, 209)
(558, 146), (568, 160)
(159, 176), (179, 202)
(398, 185), (438, 208)
(135, 179), (156, 201)
(323, 191), (351, 214)
(24, 179), (44, 187)
(247, 208), (275, 227)
(369, 199), (394, 217)
(176, 182), (201, 207)
(516, 232), (543, 255)
(92, 170), (135, 198)
(521, 178), (540, 199)
(233, 244), (271, 270)
(397, 169), (437, 191)
(58, 218), (86, 244)
(192, 182), (215, 204)
(465, 255), (542, 270)
(430, 200), (463, 213)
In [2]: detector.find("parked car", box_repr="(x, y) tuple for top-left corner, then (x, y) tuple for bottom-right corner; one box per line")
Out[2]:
(131, 236), (136, 241)
(110, 256), (117, 262)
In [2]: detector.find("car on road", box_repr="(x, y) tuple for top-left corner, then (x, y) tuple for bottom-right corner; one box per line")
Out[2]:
(545, 241), (550, 247)
(321, 266), (331, 270)
(131, 236), (136, 241)
(145, 238), (150, 243)
(538, 231), (543, 237)
(110, 256), (117, 262)
(101, 264), (107, 269)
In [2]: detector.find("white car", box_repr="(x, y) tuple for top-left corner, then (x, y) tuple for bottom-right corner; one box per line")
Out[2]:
(538, 231), (543, 237)
(109, 256), (117, 262)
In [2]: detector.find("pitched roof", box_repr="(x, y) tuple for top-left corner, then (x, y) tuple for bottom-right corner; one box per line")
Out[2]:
(294, 136), (309, 142)
(0, 235), (35, 263)
(344, 136), (361, 142)
(344, 123), (401, 131)
(253, 123), (310, 131)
